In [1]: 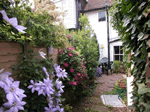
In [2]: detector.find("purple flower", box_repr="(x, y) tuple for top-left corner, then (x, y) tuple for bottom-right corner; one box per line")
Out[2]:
(43, 77), (54, 96)
(27, 80), (36, 93)
(0, 107), (4, 112)
(0, 10), (27, 33)
(55, 79), (64, 93)
(3, 98), (26, 112)
(0, 72), (11, 81)
(55, 105), (64, 112)
(42, 67), (49, 77)
(54, 64), (61, 73)
(56, 69), (67, 79)
(3, 78), (26, 103)
(44, 104), (57, 112)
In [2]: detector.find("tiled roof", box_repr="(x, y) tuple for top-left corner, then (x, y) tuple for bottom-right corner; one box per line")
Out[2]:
(84, 0), (114, 11)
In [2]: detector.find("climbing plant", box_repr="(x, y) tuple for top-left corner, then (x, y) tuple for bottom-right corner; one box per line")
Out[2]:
(110, 0), (150, 111)
(0, 0), (67, 47)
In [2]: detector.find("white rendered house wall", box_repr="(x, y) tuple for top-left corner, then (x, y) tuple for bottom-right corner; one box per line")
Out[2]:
(52, 0), (77, 29)
(85, 10), (121, 61)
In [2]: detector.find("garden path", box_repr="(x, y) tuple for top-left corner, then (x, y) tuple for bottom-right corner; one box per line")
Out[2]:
(72, 73), (127, 112)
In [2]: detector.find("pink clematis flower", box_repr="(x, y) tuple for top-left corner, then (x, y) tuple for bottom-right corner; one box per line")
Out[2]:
(68, 52), (73, 57)
(67, 47), (74, 50)
(70, 68), (75, 72)
(63, 62), (69, 67)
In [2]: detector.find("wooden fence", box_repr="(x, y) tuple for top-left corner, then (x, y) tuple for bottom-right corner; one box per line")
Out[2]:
(0, 41), (60, 73)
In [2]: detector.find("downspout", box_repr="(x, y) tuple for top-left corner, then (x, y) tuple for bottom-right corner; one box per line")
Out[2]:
(105, 0), (110, 75)
(75, 0), (79, 29)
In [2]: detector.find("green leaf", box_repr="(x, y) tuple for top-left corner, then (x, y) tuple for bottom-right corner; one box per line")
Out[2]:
(138, 32), (144, 41)
(139, 2), (146, 10)
(138, 83), (147, 94)
(142, 103), (150, 112)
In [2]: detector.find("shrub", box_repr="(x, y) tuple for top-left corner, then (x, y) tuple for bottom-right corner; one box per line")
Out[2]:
(58, 47), (90, 104)
(112, 60), (121, 73)
(68, 14), (99, 80)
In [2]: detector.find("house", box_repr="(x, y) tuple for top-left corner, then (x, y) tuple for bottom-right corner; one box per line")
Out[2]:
(82, 0), (123, 62)
(51, 0), (88, 29)
(52, 0), (123, 62)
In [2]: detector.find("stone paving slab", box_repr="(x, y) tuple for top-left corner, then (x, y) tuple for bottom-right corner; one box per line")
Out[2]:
(101, 95), (126, 107)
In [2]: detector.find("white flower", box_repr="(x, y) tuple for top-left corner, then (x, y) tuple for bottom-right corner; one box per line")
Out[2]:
(0, 10), (27, 33)
(38, 48), (46, 59)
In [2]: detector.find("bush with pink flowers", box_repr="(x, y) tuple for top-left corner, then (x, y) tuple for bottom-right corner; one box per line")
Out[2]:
(58, 47), (90, 103)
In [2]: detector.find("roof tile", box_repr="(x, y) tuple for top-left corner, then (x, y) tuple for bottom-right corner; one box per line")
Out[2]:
(84, 0), (114, 11)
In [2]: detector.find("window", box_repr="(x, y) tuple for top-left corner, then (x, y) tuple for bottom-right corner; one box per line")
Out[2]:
(98, 11), (106, 22)
(114, 46), (123, 61)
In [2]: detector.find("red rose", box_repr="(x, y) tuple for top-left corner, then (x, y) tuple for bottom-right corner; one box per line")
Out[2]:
(63, 62), (69, 67)
(69, 81), (73, 85)
(77, 73), (81, 76)
(73, 81), (77, 85)
(67, 34), (71, 39)
(68, 52), (73, 57)
(67, 47), (74, 50)
(70, 68), (75, 72)
(75, 75), (79, 80)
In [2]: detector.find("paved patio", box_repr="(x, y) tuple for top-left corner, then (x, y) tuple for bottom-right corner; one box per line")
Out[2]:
(72, 73), (127, 112)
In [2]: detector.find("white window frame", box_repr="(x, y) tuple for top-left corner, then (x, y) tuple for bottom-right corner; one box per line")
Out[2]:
(98, 10), (106, 22)
(113, 46), (123, 61)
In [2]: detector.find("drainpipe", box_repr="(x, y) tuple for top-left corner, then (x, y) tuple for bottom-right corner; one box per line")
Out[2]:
(105, 0), (110, 75)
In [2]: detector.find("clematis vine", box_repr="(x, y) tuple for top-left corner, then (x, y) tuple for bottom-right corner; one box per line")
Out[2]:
(0, 10), (27, 33)
(28, 50), (68, 112)
(0, 69), (26, 112)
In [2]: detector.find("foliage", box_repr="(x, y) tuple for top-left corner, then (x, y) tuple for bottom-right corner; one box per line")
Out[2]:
(63, 104), (73, 112)
(58, 47), (90, 104)
(109, 0), (150, 111)
(68, 14), (99, 80)
(0, 0), (67, 47)
(12, 49), (55, 111)
(112, 60), (121, 73)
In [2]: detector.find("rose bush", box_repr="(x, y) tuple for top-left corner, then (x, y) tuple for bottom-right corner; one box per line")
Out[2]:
(58, 47), (90, 104)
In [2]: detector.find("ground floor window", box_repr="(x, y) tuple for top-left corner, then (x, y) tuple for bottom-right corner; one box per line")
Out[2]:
(114, 46), (123, 61)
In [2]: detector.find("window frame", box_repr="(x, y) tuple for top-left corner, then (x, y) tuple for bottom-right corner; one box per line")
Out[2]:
(113, 46), (123, 61)
(98, 10), (106, 22)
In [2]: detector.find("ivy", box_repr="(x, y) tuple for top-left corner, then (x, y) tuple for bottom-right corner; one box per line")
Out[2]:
(110, 0), (150, 111)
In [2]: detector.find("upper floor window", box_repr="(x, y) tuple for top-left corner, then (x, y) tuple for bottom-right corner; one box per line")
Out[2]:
(98, 11), (106, 22)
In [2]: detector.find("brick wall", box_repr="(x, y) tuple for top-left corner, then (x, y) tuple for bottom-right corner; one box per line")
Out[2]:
(0, 41), (60, 73)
